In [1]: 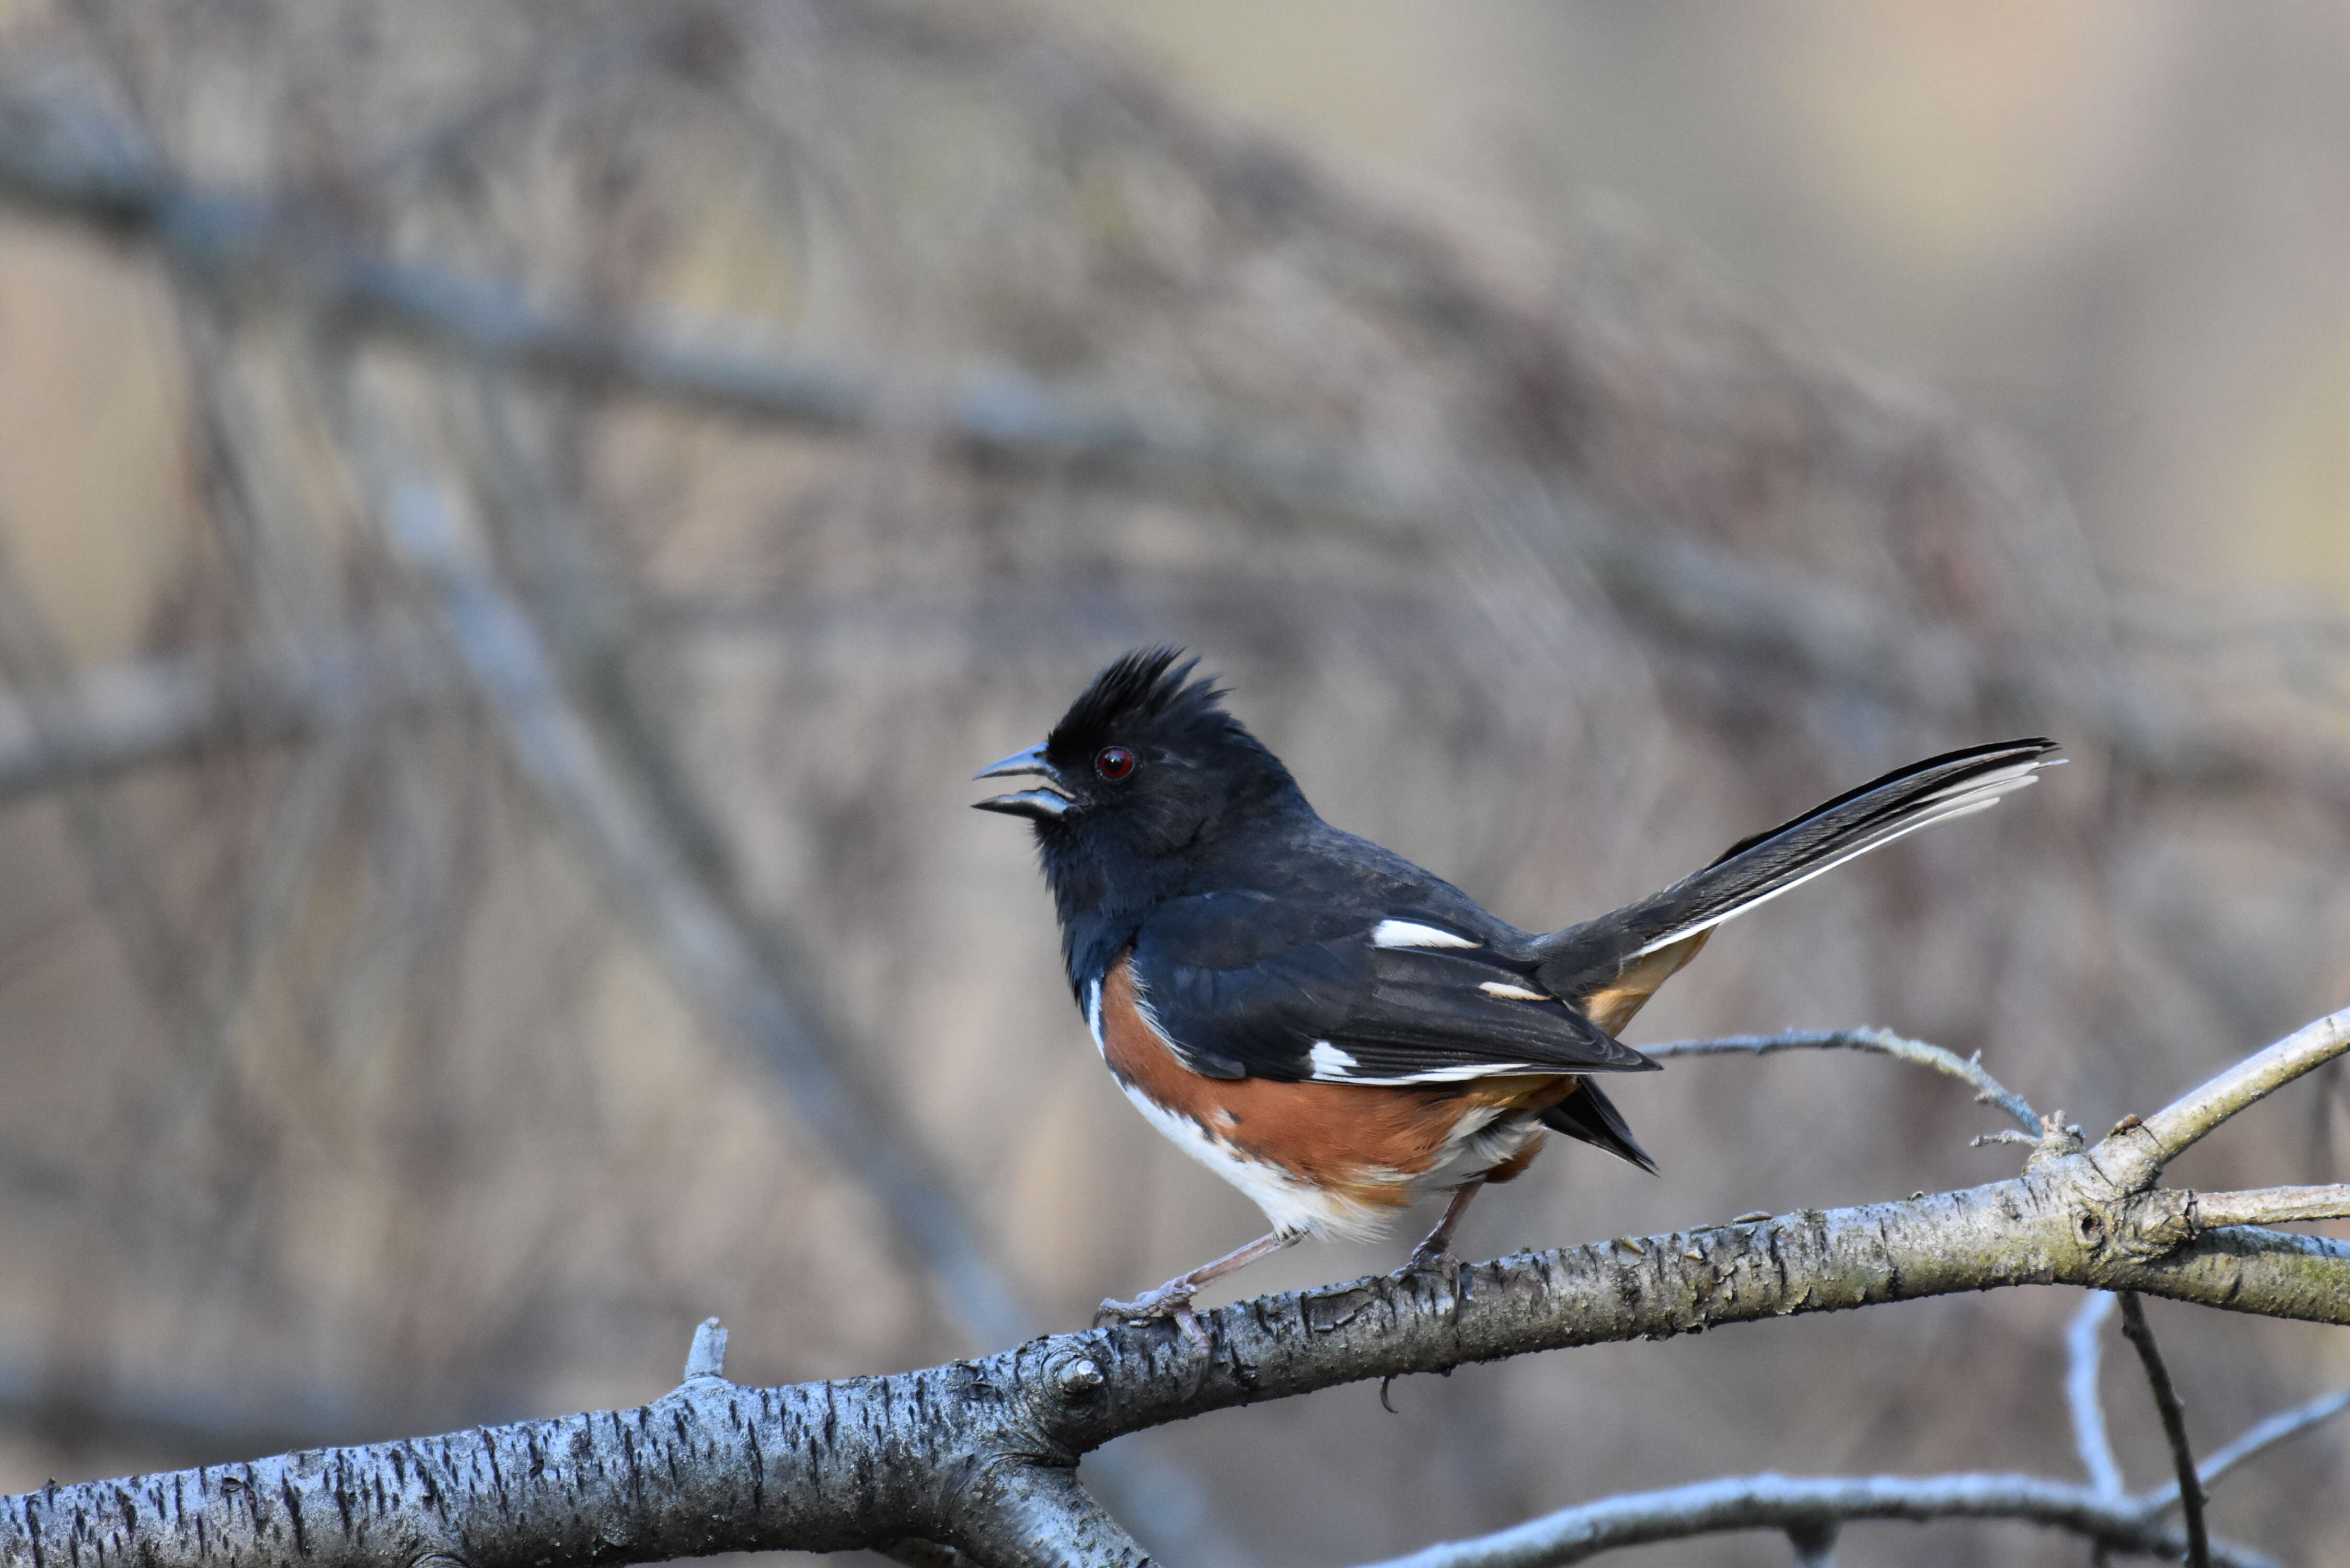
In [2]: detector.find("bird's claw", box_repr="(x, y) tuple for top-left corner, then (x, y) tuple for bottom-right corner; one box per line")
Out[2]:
(1096, 1283), (1211, 1350)
(1397, 1244), (1465, 1295)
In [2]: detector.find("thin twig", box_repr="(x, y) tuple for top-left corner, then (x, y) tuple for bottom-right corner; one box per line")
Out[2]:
(2140, 1388), (2350, 1515)
(1351, 1472), (2275, 1568)
(2067, 1292), (2126, 1496)
(2116, 1293), (2209, 1568)
(1644, 1029), (2041, 1134)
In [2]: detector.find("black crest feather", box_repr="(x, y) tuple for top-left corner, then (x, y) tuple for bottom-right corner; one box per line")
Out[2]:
(1048, 647), (1229, 754)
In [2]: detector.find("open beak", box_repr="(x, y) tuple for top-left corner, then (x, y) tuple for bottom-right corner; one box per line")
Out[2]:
(972, 744), (1077, 820)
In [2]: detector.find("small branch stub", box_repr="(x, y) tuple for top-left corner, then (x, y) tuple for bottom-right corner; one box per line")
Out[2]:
(684, 1317), (729, 1381)
(1784, 1518), (1839, 1568)
(1972, 1109), (2084, 1170)
(1052, 1353), (1107, 1403)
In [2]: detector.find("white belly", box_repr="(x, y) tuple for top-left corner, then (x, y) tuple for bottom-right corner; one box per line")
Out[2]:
(1114, 1077), (1546, 1242)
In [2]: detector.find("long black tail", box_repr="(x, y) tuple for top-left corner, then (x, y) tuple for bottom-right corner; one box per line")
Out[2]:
(1534, 739), (2060, 998)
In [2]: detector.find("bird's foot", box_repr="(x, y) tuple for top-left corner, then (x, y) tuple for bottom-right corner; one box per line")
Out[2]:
(1095, 1279), (1209, 1350)
(1397, 1241), (1465, 1295)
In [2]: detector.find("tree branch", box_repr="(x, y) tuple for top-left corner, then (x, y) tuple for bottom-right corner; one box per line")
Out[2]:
(2116, 1293), (2208, 1568)
(7, 994), (2345, 1568)
(2187, 1185), (2350, 1228)
(1644, 1029), (2041, 1134)
(1349, 1472), (2275, 1568)
(953, 1464), (1150, 1568)
(1344, 1363), (2350, 1568)
(2152, 1388), (2350, 1513)
(2116, 1009), (2350, 1182)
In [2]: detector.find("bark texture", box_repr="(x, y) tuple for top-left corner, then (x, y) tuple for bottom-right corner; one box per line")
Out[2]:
(6, 1124), (2343, 1568)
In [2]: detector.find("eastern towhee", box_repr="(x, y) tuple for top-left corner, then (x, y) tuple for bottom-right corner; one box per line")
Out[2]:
(976, 649), (2057, 1341)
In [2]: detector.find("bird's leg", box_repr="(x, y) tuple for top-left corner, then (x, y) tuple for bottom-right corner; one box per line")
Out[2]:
(1401, 1178), (1486, 1289)
(1097, 1230), (1302, 1348)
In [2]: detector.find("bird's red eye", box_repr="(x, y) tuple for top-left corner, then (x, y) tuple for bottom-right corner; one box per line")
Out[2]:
(1095, 745), (1137, 781)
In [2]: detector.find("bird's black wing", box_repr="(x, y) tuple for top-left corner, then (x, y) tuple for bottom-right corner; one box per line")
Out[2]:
(1127, 896), (1654, 1085)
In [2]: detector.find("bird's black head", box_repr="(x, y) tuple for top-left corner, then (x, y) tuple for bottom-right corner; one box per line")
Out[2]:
(974, 648), (1305, 917)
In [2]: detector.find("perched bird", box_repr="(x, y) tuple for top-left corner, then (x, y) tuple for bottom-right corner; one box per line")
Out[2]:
(976, 648), (2057, 1340)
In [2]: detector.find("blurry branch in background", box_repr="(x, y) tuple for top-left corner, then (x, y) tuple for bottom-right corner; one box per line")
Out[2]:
(2066, 1293), (2350, 1529)
(0, 621), (450, 803)
(1358, 1472), (2267, 1568)
(0, 539), (200, 1017)
(0, 1120), (542, 1460)
(6, 1006), (2344, 1568)
(0, 97), (1388, 520)
(0, 1358), (535, 1472)
(0, 9), (2336, 1560)
(0, 96), (2340, 823)
(367, 465), (1030, 1348)
(358, 450), (1239, 1563)
(0, 78), (1246, 1551)
(799, 2), (2350, 804)
(2068, 1291), (2126, 1499)
(1390, 1366), (2347, 1564)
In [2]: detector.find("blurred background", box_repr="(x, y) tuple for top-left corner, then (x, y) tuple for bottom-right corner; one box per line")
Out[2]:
(0, 2), (2341, 1564)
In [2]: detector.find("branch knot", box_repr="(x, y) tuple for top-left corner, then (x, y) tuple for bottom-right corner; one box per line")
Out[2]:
(2114, 1189), (2202, 1260)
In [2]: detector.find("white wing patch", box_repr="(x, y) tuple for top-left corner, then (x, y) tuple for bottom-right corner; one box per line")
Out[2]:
(1307, 1041), (1358, 1077)
(1478, 980), (1549, 1000)
(1326, 1060), (1550, 1085)
(1308, 1033), (1546, 1087)
(1085, 978), (1105, 1058)
(1371, 919), (1480, 950)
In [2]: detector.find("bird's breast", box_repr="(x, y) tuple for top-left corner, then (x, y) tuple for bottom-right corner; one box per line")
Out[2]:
(1089, 952), (1566, 1238)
